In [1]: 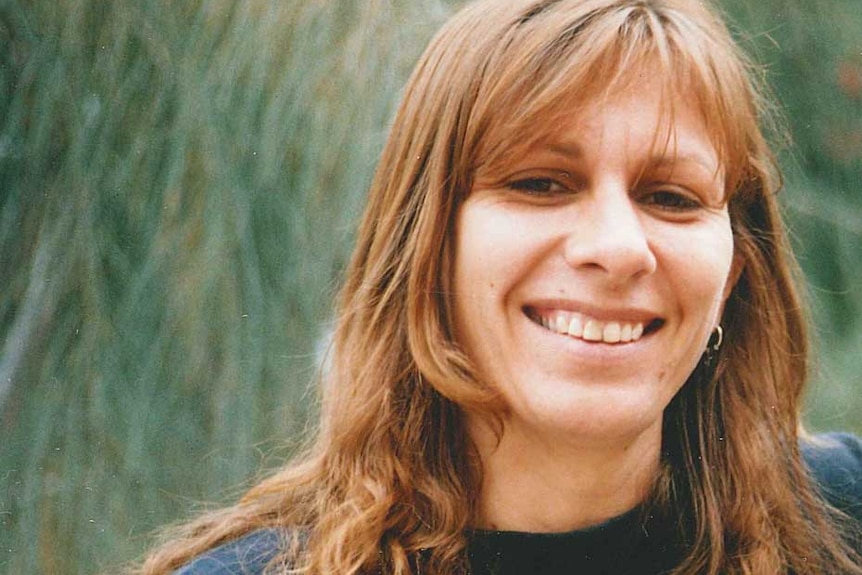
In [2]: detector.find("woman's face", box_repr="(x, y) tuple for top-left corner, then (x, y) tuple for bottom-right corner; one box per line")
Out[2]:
(452, 78), (738, 445)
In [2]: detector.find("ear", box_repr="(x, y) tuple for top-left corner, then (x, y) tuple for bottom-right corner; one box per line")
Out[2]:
(722, 251), (745, 303)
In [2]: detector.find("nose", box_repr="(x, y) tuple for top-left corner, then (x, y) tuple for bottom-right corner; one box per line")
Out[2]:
(563, 184), (657, 284)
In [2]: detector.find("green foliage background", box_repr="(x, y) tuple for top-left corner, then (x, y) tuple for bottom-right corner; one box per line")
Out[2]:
(0, 0), (859, 573)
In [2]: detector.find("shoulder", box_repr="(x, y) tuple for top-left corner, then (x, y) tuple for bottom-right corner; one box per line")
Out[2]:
(801, 432), (862, 522)
(173, 528), (290, 575)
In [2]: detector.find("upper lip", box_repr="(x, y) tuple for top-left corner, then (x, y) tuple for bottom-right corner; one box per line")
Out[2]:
(522, 299), (662, 324)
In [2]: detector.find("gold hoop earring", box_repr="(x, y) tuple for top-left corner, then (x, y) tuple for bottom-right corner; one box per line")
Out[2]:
(703, 325), (723, 368)
(708, 325), (723, 352)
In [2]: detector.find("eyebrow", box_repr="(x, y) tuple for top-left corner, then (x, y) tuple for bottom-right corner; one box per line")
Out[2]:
(546, 141), (584, 159)
(649, 151), (720, 175)
(549, 140), (719, 176)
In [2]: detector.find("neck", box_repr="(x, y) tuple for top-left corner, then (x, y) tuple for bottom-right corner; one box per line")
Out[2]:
(469, 416), (663, 533)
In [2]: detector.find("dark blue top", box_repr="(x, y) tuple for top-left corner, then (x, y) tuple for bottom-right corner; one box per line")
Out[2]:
(175, 433), (862, 574)
(174, 528), (286, 575)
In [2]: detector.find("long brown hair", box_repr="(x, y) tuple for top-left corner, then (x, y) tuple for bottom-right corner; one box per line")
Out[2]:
(139, 0), (862, 573)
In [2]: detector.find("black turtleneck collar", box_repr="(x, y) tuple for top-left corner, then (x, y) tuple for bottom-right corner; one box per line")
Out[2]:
(467, 505), (683, 575)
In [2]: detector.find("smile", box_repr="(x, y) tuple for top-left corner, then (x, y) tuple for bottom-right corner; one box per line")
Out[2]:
(526, 308), (663, 344)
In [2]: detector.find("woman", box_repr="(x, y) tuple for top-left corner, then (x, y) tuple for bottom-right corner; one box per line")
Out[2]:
(140, 0), (862, 573)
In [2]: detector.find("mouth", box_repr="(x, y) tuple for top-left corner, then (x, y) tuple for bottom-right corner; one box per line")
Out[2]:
(525, 306), (664, 344)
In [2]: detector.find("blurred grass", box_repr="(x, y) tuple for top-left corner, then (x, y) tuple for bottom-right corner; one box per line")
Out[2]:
(718, 0), (862, 434)
(0, 0), (859, 573)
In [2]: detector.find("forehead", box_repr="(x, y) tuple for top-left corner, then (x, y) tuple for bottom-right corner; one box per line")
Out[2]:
(451, 0), (755, 198)
(477, 60), (722, 179)
(572, 83), (717, 168)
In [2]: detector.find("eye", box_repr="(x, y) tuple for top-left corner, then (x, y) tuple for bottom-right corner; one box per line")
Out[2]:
(507, 175), (570, 196)
(640, 189), (703, 212)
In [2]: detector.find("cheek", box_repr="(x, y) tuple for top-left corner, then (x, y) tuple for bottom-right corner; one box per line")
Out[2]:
(453, 204), (530, 300)
(451, 202), (541, 365)
(652, 221), (735, 315)
(452, 208), (497, 347)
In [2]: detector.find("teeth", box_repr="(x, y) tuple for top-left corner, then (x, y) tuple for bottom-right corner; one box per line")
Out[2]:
(620, 323), (633, 342)
(567, 316), (583, 337)
(555, 314), (568, 333)
(534, 310), (647, 344)
(603, 322), (621, 343)
(583, 320), (603, 341)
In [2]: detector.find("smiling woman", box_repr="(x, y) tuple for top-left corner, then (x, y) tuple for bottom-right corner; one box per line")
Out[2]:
(454, 77), (739, 531)
(137, 0), (862, 574)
